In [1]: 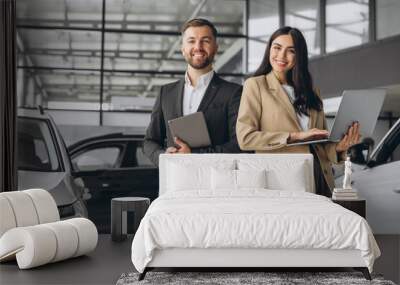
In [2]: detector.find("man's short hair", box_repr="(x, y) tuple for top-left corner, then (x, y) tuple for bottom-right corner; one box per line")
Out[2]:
(181, 18), (218, 39)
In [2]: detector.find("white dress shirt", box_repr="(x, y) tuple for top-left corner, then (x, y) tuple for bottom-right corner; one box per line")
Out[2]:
(182, 70), (214, 116)
(282, 84), (310, 131)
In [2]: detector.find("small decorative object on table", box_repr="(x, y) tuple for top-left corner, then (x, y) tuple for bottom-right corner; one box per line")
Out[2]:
(111, 197), (150, 242)
(333, 157), (366, 218)
(333, 157), (359, 200)
(343, 157), (353, 190)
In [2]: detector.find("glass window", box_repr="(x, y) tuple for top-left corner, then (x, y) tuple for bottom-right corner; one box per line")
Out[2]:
(200, 0), (244, 34)
(389, 142), (400, 163)
(17, 0), (102, 28)
(326, 0), (369, 53)
(285, 0), (320, 57)
(373, 121), (400, 165)
(101, 71), (179, 111)
(17, 69), (101, 110)
(104, 32), (242, 72)
(72, 147), (121, 171)
(248, 0), (279, 72)
(104, 32), (184, 71)
(17, 29), (102, 69)
(377, 0), (400, 39)
(136, 146), (154, 166)
(216, 37), (244, 75)
(18, 118), (60, 171)
(16, 0), (246, 122)
(105, 0), (244, 35)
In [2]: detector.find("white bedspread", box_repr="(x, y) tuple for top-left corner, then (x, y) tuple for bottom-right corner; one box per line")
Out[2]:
(131, 190), (380, 273)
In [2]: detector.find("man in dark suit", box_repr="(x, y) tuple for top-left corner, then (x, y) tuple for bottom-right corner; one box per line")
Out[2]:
(143, 18), (243, 166)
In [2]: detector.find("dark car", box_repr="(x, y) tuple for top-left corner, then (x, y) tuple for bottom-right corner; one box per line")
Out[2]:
(68, 133), (158, 233)
(17, 109), (88, 219)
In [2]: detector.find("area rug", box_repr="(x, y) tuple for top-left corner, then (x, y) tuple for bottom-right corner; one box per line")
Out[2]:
(116, 271), (396, 285)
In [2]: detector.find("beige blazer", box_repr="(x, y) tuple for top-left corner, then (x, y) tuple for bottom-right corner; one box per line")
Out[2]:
(236, 72), (344, 190)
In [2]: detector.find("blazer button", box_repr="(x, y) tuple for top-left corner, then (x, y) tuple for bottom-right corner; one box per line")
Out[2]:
(323, 169), (328, 174)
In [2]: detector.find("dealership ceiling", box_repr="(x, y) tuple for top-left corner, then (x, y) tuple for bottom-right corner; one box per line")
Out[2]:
(16, 0), (249, 110)
(15, 0), (400, 116)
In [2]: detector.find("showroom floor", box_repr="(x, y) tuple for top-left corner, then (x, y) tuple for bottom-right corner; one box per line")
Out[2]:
(1, 235), (398, 285)
(0, 235), (134, 285)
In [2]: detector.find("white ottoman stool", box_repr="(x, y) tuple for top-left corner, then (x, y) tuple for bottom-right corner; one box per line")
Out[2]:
(0, 189), (98, 269)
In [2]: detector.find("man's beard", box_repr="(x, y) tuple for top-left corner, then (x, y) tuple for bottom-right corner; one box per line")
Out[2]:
(186, 55), (214, 70)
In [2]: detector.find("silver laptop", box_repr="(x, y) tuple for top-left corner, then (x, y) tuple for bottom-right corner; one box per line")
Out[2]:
(168, 112), (211, 148)
(288, 89), (386, 146)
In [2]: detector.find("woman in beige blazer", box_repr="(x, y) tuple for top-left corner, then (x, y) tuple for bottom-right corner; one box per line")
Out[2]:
(236, 27), (360, 197)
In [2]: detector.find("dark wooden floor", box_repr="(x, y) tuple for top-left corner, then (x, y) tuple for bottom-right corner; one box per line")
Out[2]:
(1, 234), (398, 285)
(0, 235), (133, 285)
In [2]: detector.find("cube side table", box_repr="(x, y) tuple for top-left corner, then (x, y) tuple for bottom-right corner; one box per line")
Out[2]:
(111, 197), (150, 242)
(332, 199), (366, 218)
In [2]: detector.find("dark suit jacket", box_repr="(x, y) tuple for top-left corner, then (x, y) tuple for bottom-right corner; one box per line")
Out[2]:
(144, 73), (243, 166)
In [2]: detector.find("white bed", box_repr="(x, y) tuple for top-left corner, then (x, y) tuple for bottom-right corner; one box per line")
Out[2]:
(131, 154), (380, 280)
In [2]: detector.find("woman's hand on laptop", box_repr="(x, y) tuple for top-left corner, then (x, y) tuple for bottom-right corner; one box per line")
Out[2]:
(336, 122), (361, 152)
(288, 128), (329, 143)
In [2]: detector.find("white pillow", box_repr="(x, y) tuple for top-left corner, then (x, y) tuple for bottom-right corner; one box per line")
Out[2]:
(211, 168), (267, 190)
(266, 162), (307, 191)
(167, 160), (235, 192)
(168, 162), (209, 191)
(237, 169), (267, 189)
(211, 168), (236, 190)
(238, 159), (309, 192)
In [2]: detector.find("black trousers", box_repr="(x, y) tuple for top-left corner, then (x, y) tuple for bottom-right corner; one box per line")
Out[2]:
(310, 145), (332, 198)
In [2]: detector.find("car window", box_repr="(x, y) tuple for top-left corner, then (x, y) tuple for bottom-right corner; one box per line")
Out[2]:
(388, 142), (400, 162)
(18, 118), (60, 171)
(72, 147), (120, 171)
(378, 132), (400, 163)
(373, 122), (400, 165)
(136, 146), (153, 166)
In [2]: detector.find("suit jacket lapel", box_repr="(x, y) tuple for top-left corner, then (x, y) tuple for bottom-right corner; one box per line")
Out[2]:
(265, 72), (301, 131)
(197, 73), (220, 112)
(175, 79), (185, 117)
